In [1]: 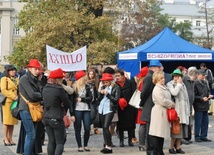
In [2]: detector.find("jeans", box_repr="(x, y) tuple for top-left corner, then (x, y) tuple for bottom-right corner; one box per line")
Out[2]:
(44, 118), (65, 155)
(20, 110), (35, 155)
(99, 112), (114, 146)
(194, 111), (209, 140)
(74, 111), (91, 148)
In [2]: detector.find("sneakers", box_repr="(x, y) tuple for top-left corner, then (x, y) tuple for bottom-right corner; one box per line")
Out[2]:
(195, 139), (202, 142)
(201, 138), (212, 142)
(176, 148), (185, 154)
(100, 148), (113, 154)
(169, 148), (176, 154)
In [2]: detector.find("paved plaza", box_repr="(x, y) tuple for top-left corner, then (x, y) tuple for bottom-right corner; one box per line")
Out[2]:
(1, 107), (214, 155)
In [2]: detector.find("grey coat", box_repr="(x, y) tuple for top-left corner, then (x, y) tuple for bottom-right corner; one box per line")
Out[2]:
(167, 80), (190, 125)
(18, 71), (43, 111)
(183, 75), (195, 114)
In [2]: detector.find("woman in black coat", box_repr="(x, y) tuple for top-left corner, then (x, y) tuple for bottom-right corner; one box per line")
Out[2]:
(115, 69), (136, 147)
(42, 68), (75, 155)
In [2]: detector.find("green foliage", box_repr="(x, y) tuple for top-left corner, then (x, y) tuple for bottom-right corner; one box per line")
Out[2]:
(9, 0), (118, 67)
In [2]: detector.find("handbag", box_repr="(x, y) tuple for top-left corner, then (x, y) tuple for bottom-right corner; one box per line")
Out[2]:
(10, 100), (21, 120)
(20, 93), (43, 122)
(0, 78), (8, 105)
(90, 100), (98, 123)
(0, 93), (6, 105)
(93, 112), (102, 128)
(63, 115), (71, 128)
(167, 108), (178, 122)
(128, 90), (141, 108)
(171, 118), (180, 135)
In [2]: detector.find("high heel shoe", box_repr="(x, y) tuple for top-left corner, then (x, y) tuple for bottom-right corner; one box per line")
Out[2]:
(94, 128), (101, 135)
(139, 145), (147, 151)
(9, 141), (16, 145)
(84, 147), (90, 151)
(3, 140), (11, 146)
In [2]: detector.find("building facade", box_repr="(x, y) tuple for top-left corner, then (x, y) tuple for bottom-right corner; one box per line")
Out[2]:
(0, 0), (26, 66)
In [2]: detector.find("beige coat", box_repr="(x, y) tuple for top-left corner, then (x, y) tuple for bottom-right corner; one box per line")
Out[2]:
(149, 84), (174, 138)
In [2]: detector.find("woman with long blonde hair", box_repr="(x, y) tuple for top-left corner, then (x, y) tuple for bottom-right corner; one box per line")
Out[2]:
(73, 70), (92, 152)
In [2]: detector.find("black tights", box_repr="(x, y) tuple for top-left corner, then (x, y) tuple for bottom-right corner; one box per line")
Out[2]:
(99, 112), (114, 146)
(152, 135), (164, 155)
(119, 129), (133, 143)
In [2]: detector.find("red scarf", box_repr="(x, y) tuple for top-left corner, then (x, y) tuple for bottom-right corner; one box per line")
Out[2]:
(117, 77), (126, 87)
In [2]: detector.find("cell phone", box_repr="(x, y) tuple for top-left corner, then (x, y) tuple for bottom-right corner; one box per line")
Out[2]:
(208, 98), (211, 100)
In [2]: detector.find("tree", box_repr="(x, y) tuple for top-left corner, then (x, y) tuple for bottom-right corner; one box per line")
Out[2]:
(8, 0), (118, 67)
(118, 0), (193, 50)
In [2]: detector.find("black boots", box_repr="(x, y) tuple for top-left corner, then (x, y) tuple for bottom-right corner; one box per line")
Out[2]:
(120, 141), (124, 147)
(128, 139), (134, 146)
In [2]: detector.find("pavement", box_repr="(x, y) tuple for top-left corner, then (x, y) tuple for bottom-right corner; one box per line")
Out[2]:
(1, 107), (214, 155)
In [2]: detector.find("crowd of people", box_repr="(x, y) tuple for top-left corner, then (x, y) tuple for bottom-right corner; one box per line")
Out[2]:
(0, 59), (214, 155)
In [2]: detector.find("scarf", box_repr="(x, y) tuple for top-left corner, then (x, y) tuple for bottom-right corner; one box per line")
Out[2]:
(116, 77), (126, 87)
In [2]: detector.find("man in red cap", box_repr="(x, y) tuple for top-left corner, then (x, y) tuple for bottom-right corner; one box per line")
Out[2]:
(17, 59), (43, 155)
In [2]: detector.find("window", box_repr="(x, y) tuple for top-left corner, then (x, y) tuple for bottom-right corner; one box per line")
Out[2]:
(13, 18), (19, 35)
(196, 20), (201, 26)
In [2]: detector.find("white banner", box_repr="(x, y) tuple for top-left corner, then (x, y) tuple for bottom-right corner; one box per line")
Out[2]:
(147, 53), (212, 60)
(46, 45), (87, 71)
(119, 53), (138, 60)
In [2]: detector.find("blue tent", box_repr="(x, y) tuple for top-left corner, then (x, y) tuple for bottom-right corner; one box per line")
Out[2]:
(117, 27), (214, 77)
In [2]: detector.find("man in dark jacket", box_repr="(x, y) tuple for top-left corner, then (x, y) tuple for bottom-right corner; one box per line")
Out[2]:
(182, 67), (199, 144)
(200, 63), (213, 91)
(139, 59), (162, 155)
(194, 69), (213, 142)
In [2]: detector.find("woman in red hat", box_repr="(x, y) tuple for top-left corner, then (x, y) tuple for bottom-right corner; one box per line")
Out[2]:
(98, 73), (120, 154)
(17, 59), (43, 155)
(73, 70), (92, 152)
(42, 68), (75, 155)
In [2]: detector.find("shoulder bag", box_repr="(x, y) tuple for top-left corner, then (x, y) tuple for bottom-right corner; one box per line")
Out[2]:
(10, 100), (21, 120)
(171, 117), (180, 135)
(0, 93), (6, 105)
(20, 93), (43, 122)
(128, 90), (141, 108)
(0, 78), (8, 105)
(63, 115), (71, 128)
(167, 108), (178, 122)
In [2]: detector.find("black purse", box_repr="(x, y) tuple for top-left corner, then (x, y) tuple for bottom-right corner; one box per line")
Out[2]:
(90, 100), (98, 123)
(11, 99), (21, 120)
